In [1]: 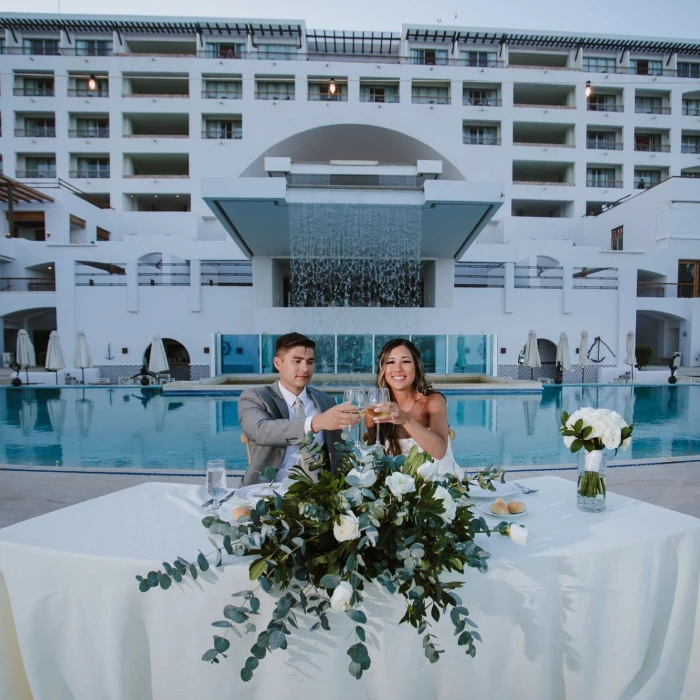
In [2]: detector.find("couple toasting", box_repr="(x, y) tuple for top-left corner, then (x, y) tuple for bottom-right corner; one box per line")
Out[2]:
(238, 332), (459, 486)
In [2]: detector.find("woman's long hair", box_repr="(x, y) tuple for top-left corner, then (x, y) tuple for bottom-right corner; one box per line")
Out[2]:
(376, 338), (434, 456)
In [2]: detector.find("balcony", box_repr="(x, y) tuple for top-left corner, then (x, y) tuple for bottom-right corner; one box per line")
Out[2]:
(635, 105), (671, 115)
(15, 170), (56, 179)
(463, 97), (502, 107)
(411, 95), (450, 105)
(587, 141), (623, 150)
(68, 88), (109, 98)
(513, 122), (574, 148)
(683, 106), (700, 117)
(637, 282), (699, 298)
(682, 143), (700, 154)
(587, 102), (623, 112)
(70, 169), (110, 179)
(360, 94), (399, 103)
(14, 127), (56, 138)
(0, 278), (56, 292)
(69, 129), (110, 138)
(462, 136), (501, 145)
(634, 142), (671, 152)
(513, 161), (573, 186)
(255, 92), (295, 101)
(308, 92), (348, 102)
(202, 129), (242, 140)
(13, 88), (55, 97)
(586, 179), (623, 188)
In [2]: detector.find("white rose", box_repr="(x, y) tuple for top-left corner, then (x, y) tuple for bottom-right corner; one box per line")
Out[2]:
(385, 472), (416, 500)
(329, 581), (354, 612)
(433, 485), (457, 523)
(347, 467), (377, 489)
(601, 425), (622, 450)
(620, 436), (631, 452)
(563, 435), (575, 449)
(507, 523), (528, 546)
(417, 462), (437, 481)
(333, 512), (360, 542)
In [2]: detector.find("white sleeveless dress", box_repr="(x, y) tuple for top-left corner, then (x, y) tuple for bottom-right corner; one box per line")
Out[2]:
(394, 437), (462, 478)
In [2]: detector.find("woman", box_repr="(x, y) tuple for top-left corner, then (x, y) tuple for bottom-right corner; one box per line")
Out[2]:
(367, 338), (460, 476)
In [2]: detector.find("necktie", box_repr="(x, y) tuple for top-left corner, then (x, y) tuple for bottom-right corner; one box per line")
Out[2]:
(294, 396), (313, 479)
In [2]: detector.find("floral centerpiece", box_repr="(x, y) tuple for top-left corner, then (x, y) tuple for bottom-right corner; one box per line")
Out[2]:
(560, 408), (633, 512)
(136, 436), (527, 680)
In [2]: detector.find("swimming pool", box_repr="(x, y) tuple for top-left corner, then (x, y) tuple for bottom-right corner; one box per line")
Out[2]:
(1, 385), (699, 473)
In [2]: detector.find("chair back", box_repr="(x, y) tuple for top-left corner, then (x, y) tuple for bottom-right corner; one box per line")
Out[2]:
(240, 434), (251, 464)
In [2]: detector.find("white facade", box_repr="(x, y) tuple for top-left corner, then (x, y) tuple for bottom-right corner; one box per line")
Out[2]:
(1, 14), (700, 378)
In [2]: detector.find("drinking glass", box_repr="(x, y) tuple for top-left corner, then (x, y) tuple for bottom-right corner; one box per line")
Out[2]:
(343, 389), (367, 446)
(367, 388), (390, 445)
(206, 459), (227, 514)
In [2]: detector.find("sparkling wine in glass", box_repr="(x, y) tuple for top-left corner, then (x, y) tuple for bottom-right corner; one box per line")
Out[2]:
(343, 389), (367, 446)
(367, 388), (390, 445)
(206, 459), (227, 514)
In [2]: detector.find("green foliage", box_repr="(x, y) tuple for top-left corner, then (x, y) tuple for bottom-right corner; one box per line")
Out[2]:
(135, 434), (510, 680)
(635, 345), (653, 370)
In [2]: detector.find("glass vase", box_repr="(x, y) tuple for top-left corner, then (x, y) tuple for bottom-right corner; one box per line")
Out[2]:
(577, 450), (607, 512)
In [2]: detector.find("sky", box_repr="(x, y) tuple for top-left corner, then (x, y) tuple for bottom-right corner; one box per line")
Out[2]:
(0, 0), (699, 40)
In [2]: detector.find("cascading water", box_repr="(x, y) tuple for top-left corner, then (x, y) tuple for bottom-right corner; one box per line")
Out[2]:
(288, 202), (422, 308)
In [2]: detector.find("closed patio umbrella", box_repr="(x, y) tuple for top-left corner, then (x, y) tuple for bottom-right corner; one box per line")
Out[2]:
(76, 394), (94, 438)
(16, 330), (36, 384)
(148, 335), (170, 376)
(47, 398), (67, 438)
(45, 331), (65, 384)
(74, 331), (92, 385)
(522, 397), (538, 436)
(577, 330), (588, 383)
(625, 331), (636, 383)
(19, 398), (37, 437)
(556, 332), (571, 373)
(523, 330), (541, 380)
(151, 394), (168, 433)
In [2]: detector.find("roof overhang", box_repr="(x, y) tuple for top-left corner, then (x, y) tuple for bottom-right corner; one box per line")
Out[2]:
(202, 177), (503, 259)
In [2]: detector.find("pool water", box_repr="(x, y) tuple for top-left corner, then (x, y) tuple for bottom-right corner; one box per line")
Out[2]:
(1, 385), (699, 473)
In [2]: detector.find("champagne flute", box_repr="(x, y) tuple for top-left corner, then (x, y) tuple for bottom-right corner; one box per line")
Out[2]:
(206, 459), (227, 514)
(367, 388), (390, 446)
(343, 389), (366, 446)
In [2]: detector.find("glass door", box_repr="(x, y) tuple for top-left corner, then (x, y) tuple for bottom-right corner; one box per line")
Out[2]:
(677, 261), (699, 298)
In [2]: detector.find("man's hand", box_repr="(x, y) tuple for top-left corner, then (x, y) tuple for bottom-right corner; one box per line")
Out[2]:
(311, 401), (362, 432)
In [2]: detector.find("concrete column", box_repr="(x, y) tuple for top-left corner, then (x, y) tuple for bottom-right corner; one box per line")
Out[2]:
(54, 260), (77, 363)
(562, 264), (572, 314)
(126, 260), (139, 312)
(253, 256), (274, 307)
(433, 258), (454, 308)
(504, 262), (514, 313)
(189, 259), (201, 312)
(616, 266), (637, 366)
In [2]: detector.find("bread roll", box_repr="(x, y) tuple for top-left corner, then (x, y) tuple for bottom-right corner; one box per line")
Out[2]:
(507, 500), (526, 514)
(490, 499), (509, 515)
(231, 505), (252, 520)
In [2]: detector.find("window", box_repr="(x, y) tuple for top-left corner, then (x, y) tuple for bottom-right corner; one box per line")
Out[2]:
(24, 157), (56, 178)
(360, 85), (399, 103)
(22, 117), (55, 137)
(411, 85), (449, 104)
(76, 40), (112, 56)
(460, 51), (497, 67)
(677, 261), (700, 298)
(75, 157), (110, 178)
(611, 226), (623, 251)
(583, 56), (616, 73)
(257, 44), (296, 59)
(635, 133), (662, 151)
(587, 131), (618, 149)
(587, 168), (617, 187)
(683, 99), (700, 116)
(410, 48), (448, 66)
(634, 170), (662, 189)
(205, 42), (244, 59)
(462, 125), (499, 145)
(20, 77), (54, 97)
(71, 77), (108, 97)
(74, 118), (109, 138)
(204, 119), (242, 139)
(308, 82), (347, 101)
(678, 62), (700, 78)
(635, 96), (663, 114)
(23, 38), (59, 56)
(630, 59), (662, 76)
(256, 82), (295, 100)
(203, 80), (242, 99)
(682, 135), (700, 154)
(587, 94), (617, 111)
(464, 88), (499, 106)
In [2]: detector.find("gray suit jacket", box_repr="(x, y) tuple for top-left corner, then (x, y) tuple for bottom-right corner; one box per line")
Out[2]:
(238, 383), (341, 486)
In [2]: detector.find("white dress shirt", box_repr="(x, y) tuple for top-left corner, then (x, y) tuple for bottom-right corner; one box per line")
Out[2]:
(275, 381), (324, 482)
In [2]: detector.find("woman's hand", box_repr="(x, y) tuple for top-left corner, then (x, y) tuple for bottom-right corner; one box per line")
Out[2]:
(372, 401), (410, 426)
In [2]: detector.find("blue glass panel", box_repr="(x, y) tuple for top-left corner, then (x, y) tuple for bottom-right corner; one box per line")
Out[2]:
(221, 335), (260, 374)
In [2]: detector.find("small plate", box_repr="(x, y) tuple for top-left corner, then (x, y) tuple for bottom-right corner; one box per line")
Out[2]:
(468, 481), (516, 499)
(478, 502), (528, 519)
(234, 482), (286, 504)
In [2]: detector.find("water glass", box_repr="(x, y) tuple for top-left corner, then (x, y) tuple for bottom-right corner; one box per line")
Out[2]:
(206, 459), (227, 514)
(367, 388), (390, 445)
(343, 389), (367, 446)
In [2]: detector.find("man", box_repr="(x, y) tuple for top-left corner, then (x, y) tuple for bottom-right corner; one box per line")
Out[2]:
(238, 332), (360, 486)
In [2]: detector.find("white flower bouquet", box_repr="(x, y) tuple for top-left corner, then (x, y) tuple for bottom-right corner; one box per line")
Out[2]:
(136, 436), (527, 681)
(560, 408), (634, 500)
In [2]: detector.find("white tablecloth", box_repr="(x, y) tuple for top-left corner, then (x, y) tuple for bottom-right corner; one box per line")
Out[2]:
(1, 476), (700, 700)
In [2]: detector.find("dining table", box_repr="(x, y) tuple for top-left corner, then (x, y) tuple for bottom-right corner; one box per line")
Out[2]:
(1, 475), (699, 700)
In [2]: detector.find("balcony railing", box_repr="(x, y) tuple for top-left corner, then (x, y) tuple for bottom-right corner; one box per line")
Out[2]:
(14, 128), (56, 138)
(582, 65), (677, 77)
(587, 141), (623, 150)
(138, 263), (191, 287)
(515, 266), (564, 289)
(202, 129), (242, 140)
(202, 90), (242, 99)
(69, 169), (110, 179)
(587, 103), (623, 112)
(308, 93), (349, 101)
(635, 105), (671, 115)
(514, 141), (573, 148)
(122, 93), (189, 99)
(360, 94), (400, 103)
(69, 129), (110, 138)
(514, 102), (574, 109)
(463, 136), (501, 145)
(13, 88), (55, 97)
(0, 278), (56, 292)
(513, 179), (574, 186)
(586, 179), (623, 188)
(682, 144), (700, 154)
(637, 282), (699, 298)
(634, 142), (671, 152)
(454, 263), (505, 288)
(463, 98), (502, 107)
(0, 46), (112, 56)
(15, 170), (56, 179)
(572, 269), (618, 290)
(255, 92), (295, 100)
(411, 95), (450, 105)
(201, 262), (253, 286)
(75, 265), (127, 287)
(68, 89), (109, 97)
(683, 107), (700, 117)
